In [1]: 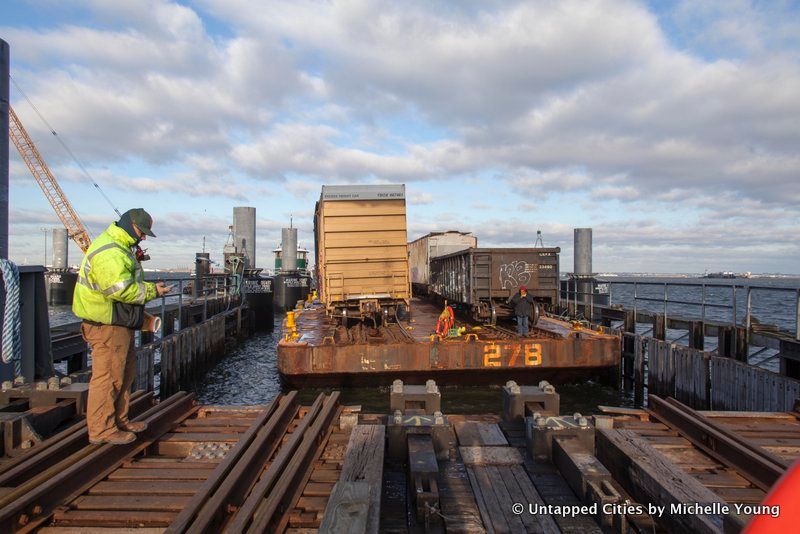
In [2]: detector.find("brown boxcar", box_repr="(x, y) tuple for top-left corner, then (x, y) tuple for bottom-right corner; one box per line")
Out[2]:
(314, 185), (411, 320)
(429, 247), (560, 324)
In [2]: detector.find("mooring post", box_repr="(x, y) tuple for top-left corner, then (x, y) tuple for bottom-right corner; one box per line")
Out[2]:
(689, 321), (704, 350)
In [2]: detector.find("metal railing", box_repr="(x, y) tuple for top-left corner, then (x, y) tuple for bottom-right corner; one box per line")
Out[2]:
(146, 273), (241, 339)
(562, 279), (800, 342)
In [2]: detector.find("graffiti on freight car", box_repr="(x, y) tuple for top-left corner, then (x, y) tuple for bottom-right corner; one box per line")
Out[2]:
(483, 343), (542, 367)
(499, 261), (538, 289)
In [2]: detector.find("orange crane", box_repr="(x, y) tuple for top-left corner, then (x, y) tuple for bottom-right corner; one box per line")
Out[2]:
(8, 105), (92, 252)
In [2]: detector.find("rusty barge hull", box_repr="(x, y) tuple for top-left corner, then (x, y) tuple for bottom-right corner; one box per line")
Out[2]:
(278, 299), (619, 386)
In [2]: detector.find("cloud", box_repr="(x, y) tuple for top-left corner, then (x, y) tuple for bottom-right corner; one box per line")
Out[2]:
(3, 2), (306, 166)
(52, 165), (264, 201)
(4, 0), (799, 272)
(409, 191), (434, 205)
(231, 123), (436, 181)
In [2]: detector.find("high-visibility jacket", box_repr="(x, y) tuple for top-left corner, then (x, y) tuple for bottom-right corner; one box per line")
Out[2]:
(72, 223), (157, 325)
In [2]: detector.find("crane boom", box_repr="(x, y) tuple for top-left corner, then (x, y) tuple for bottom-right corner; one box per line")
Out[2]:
(8, 105), (92, 252)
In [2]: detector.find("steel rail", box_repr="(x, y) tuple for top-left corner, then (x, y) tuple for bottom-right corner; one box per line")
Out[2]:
(647, 395), (787, 492)
(395, 322), (418, 344)
(246, 391), (342, 534)
(0, 392), (196, 533)
(484, 323), (517, 340)
(186, 392), (299, 533)
(0, 391), (153, 489)
(663, 397), (791, 469)
(170, 391), (299, 534)
(162, 394), (281, 533)
(226, 393), (326, 532)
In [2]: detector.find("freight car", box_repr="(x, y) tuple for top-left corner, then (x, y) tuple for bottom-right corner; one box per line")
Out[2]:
(408, 231), (477, 295)
(429, 247), (560, 325)
(314, 184), (411, 322)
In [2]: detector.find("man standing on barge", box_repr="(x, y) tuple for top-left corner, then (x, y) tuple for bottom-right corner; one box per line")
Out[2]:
(508, 285), (537, 336)
(73, 209), (172, 445)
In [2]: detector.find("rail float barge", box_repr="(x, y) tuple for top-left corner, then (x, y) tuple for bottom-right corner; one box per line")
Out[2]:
(277, 298), (618, 386)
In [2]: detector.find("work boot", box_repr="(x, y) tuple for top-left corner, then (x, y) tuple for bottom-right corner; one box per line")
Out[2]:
(118, 421), (148, 433)
(89, 430), (136, 445)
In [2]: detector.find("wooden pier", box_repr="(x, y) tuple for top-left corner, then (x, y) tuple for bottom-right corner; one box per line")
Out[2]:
(0, 383), (796, 533)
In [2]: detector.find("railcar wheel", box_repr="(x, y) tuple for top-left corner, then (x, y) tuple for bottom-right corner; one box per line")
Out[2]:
(529, 302), (540, 326)
(396, 304), (408, 322)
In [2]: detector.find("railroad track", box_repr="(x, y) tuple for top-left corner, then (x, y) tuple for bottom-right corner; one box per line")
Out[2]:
(0, 391), (344, 533)
(613, 395), (800, 510)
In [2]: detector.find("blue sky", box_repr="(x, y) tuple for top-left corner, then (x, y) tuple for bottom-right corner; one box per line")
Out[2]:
(3, 0), (799, 273)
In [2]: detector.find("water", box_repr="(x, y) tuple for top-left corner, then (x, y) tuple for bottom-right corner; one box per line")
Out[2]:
(601, 276), (800, 335)
(193, 311), (630, 414)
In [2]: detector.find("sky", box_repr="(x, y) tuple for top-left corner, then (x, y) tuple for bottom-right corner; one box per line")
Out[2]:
(2, 0), (799, 274)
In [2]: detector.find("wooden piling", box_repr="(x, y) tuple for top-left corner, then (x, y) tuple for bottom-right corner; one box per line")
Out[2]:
(652, 314), (666, 341)
(140, 330), (154, 346)
(688, 321), (704, 350)
(622, 311), (636, 389)
(162, 310), (175, 336)
(735, 327), (748, 363)
(780, 340), (800, 379)
(633, 335), (644, 406)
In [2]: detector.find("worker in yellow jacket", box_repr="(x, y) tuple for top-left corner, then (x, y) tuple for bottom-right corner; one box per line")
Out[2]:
(73, 208), (171, 444)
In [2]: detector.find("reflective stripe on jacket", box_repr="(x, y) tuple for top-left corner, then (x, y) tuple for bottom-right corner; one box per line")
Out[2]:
(72, 223), (157, 324)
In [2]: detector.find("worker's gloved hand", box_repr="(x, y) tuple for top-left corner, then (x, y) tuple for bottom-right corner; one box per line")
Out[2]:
(155, 281), (173, 296)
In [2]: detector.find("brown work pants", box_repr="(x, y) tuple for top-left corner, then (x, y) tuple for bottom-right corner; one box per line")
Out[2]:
(81, 323), (137, 440)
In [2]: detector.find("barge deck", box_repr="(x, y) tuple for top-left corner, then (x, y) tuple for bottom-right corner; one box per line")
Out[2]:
(278, 299), (619, 386)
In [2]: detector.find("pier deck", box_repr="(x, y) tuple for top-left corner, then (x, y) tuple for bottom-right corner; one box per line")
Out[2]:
(0, 388), (794, 532)
(278, 299), (619, 386)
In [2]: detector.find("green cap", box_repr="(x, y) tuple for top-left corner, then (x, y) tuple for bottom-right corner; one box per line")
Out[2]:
(121, 208), (156, 237)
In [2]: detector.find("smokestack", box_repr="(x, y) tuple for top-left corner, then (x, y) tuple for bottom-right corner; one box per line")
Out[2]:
(232, 206), (256, 269)
(574, 228), (592, 276)
(0, 39), (9, 259)
(574, 228), (593, 305)
(52, 227), (68, 269)
(281, 227), (298, 272)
